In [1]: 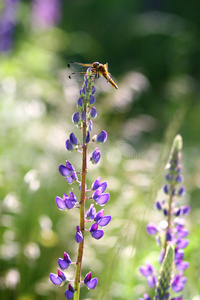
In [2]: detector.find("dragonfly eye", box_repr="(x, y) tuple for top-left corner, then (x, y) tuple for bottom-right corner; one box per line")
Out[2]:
(93, 62), (100, 68)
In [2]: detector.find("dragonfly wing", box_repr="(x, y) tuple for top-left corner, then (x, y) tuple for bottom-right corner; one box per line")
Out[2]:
(68, 62), (93, 72)
(68, 71), (86, 81)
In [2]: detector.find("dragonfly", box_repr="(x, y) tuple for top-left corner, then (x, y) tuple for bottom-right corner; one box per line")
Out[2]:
(68, 61), (118, 89)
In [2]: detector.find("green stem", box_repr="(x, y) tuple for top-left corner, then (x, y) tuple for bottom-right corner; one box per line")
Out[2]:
(164, 184), (175, 257)
(74, 107), (87, 300)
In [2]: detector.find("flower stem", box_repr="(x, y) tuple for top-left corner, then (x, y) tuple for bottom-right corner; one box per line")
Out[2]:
(74, 107), (87, 300)
(164, 184), (174, 256)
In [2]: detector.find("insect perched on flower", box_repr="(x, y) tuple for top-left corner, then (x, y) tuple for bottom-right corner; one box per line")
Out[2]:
(68, 61), (118, 89)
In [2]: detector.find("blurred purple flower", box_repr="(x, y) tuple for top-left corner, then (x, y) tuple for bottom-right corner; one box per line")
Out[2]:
(0, 0), (19, 52)
(31, 0), (61, 30)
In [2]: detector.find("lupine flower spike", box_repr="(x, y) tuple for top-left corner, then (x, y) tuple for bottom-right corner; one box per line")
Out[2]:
(49, 67), (111, 299)
(139, 135), (189, 300)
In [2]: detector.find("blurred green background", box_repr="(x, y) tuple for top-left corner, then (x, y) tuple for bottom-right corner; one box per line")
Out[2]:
(1, 0), (200, 299)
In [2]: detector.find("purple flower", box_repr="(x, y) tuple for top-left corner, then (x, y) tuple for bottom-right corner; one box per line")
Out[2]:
(139, 263), (154, 277)
(49, 268), (66, 285)
(93, 192), (110, 206)
(31, 0), (61, 30)
(94, 209), (111, 226)
(0, 0), (19, 52)
(90, 95), (95, 105)
(147, 274), (157, 288)
(58, 252), (71, 270)
(85, 204), (96, 220)
(155, 201), (162, 210)
(55, 192), (77, 210)
(93, 130), (107, 143)
(65, 139), (74, 151)
(176, 261), (189, 271)
(59, 161), (75, 177)
(77, 97), (83, 109)
(72, 112), (80, 124)
(89, 223), (104, 239)
(176, 239), (189, 249)
(80, 86), (86, 96)
(177, 186), (186, 197)
(85, 131), (90, 143)
(92, 181), (107, 196)
(91, 86), (95, 94)
(146, 222), (159, 235)
(171, 274), (187, 292)
(75, 226), (83, 243)
(90, 107), (97, 119)
(180, 205), (190, 215)
(84, 272), (98, 289)
(65, 283), (75, 300)
(90, 148), (101, 164)
(163, 184), (169, 194)
(91, 177), (107, 191)
(66, 172), (78, 185)
(176, 174), (184, 183)
(70, 132), (78, 145)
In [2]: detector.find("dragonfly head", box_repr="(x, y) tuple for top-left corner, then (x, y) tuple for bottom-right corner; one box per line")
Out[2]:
(93, 62), (100, 68)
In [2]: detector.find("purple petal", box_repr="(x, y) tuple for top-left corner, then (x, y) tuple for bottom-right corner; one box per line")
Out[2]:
(91, 177), (101, 190)
(139, 263), (154, 277)
(85, 131), (90, 143)
(94, 209), (104, 222)
(72, 112), (80, 124)
(91, 229), (104, 239)
(77, 97), (83, 109)
(55, 196), (67, 210)
(146, 222), (158, 235)
(147, 275), (156, 288)
(49, 273), (63, 285)
(178, 186), (186, 197)
(90, 95), (95, 105)
(176, 261), (189, 271)
(85, 204), (96, 220)
(65, 139), (74, 151)
(172, 276), (187, 292)
(90, 148), (101, 164)
(163, 184), (169, 194)
(98, 215), (111, 227)
(59, 164), (71, 177)
(58, 258), (70, 270)
(86, 277), (98, 289)
(66, 172), (77, 184)
(84, 271), (92, 283)
(95, 130), (107, 143)
(65, 290), (74, 300)
(95, 193), (110, 206)
(176, 239), (189, 249)
(176, 228), (189, 238)
(59, 161), (74, 177)
(70, 132), (78, 145)
(181, 205), (190, 215)
(65, 284), (74, 300)
(75, 226), (83, 243)
(154, 201), (162, 210)
(90, 106), (97, 119)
